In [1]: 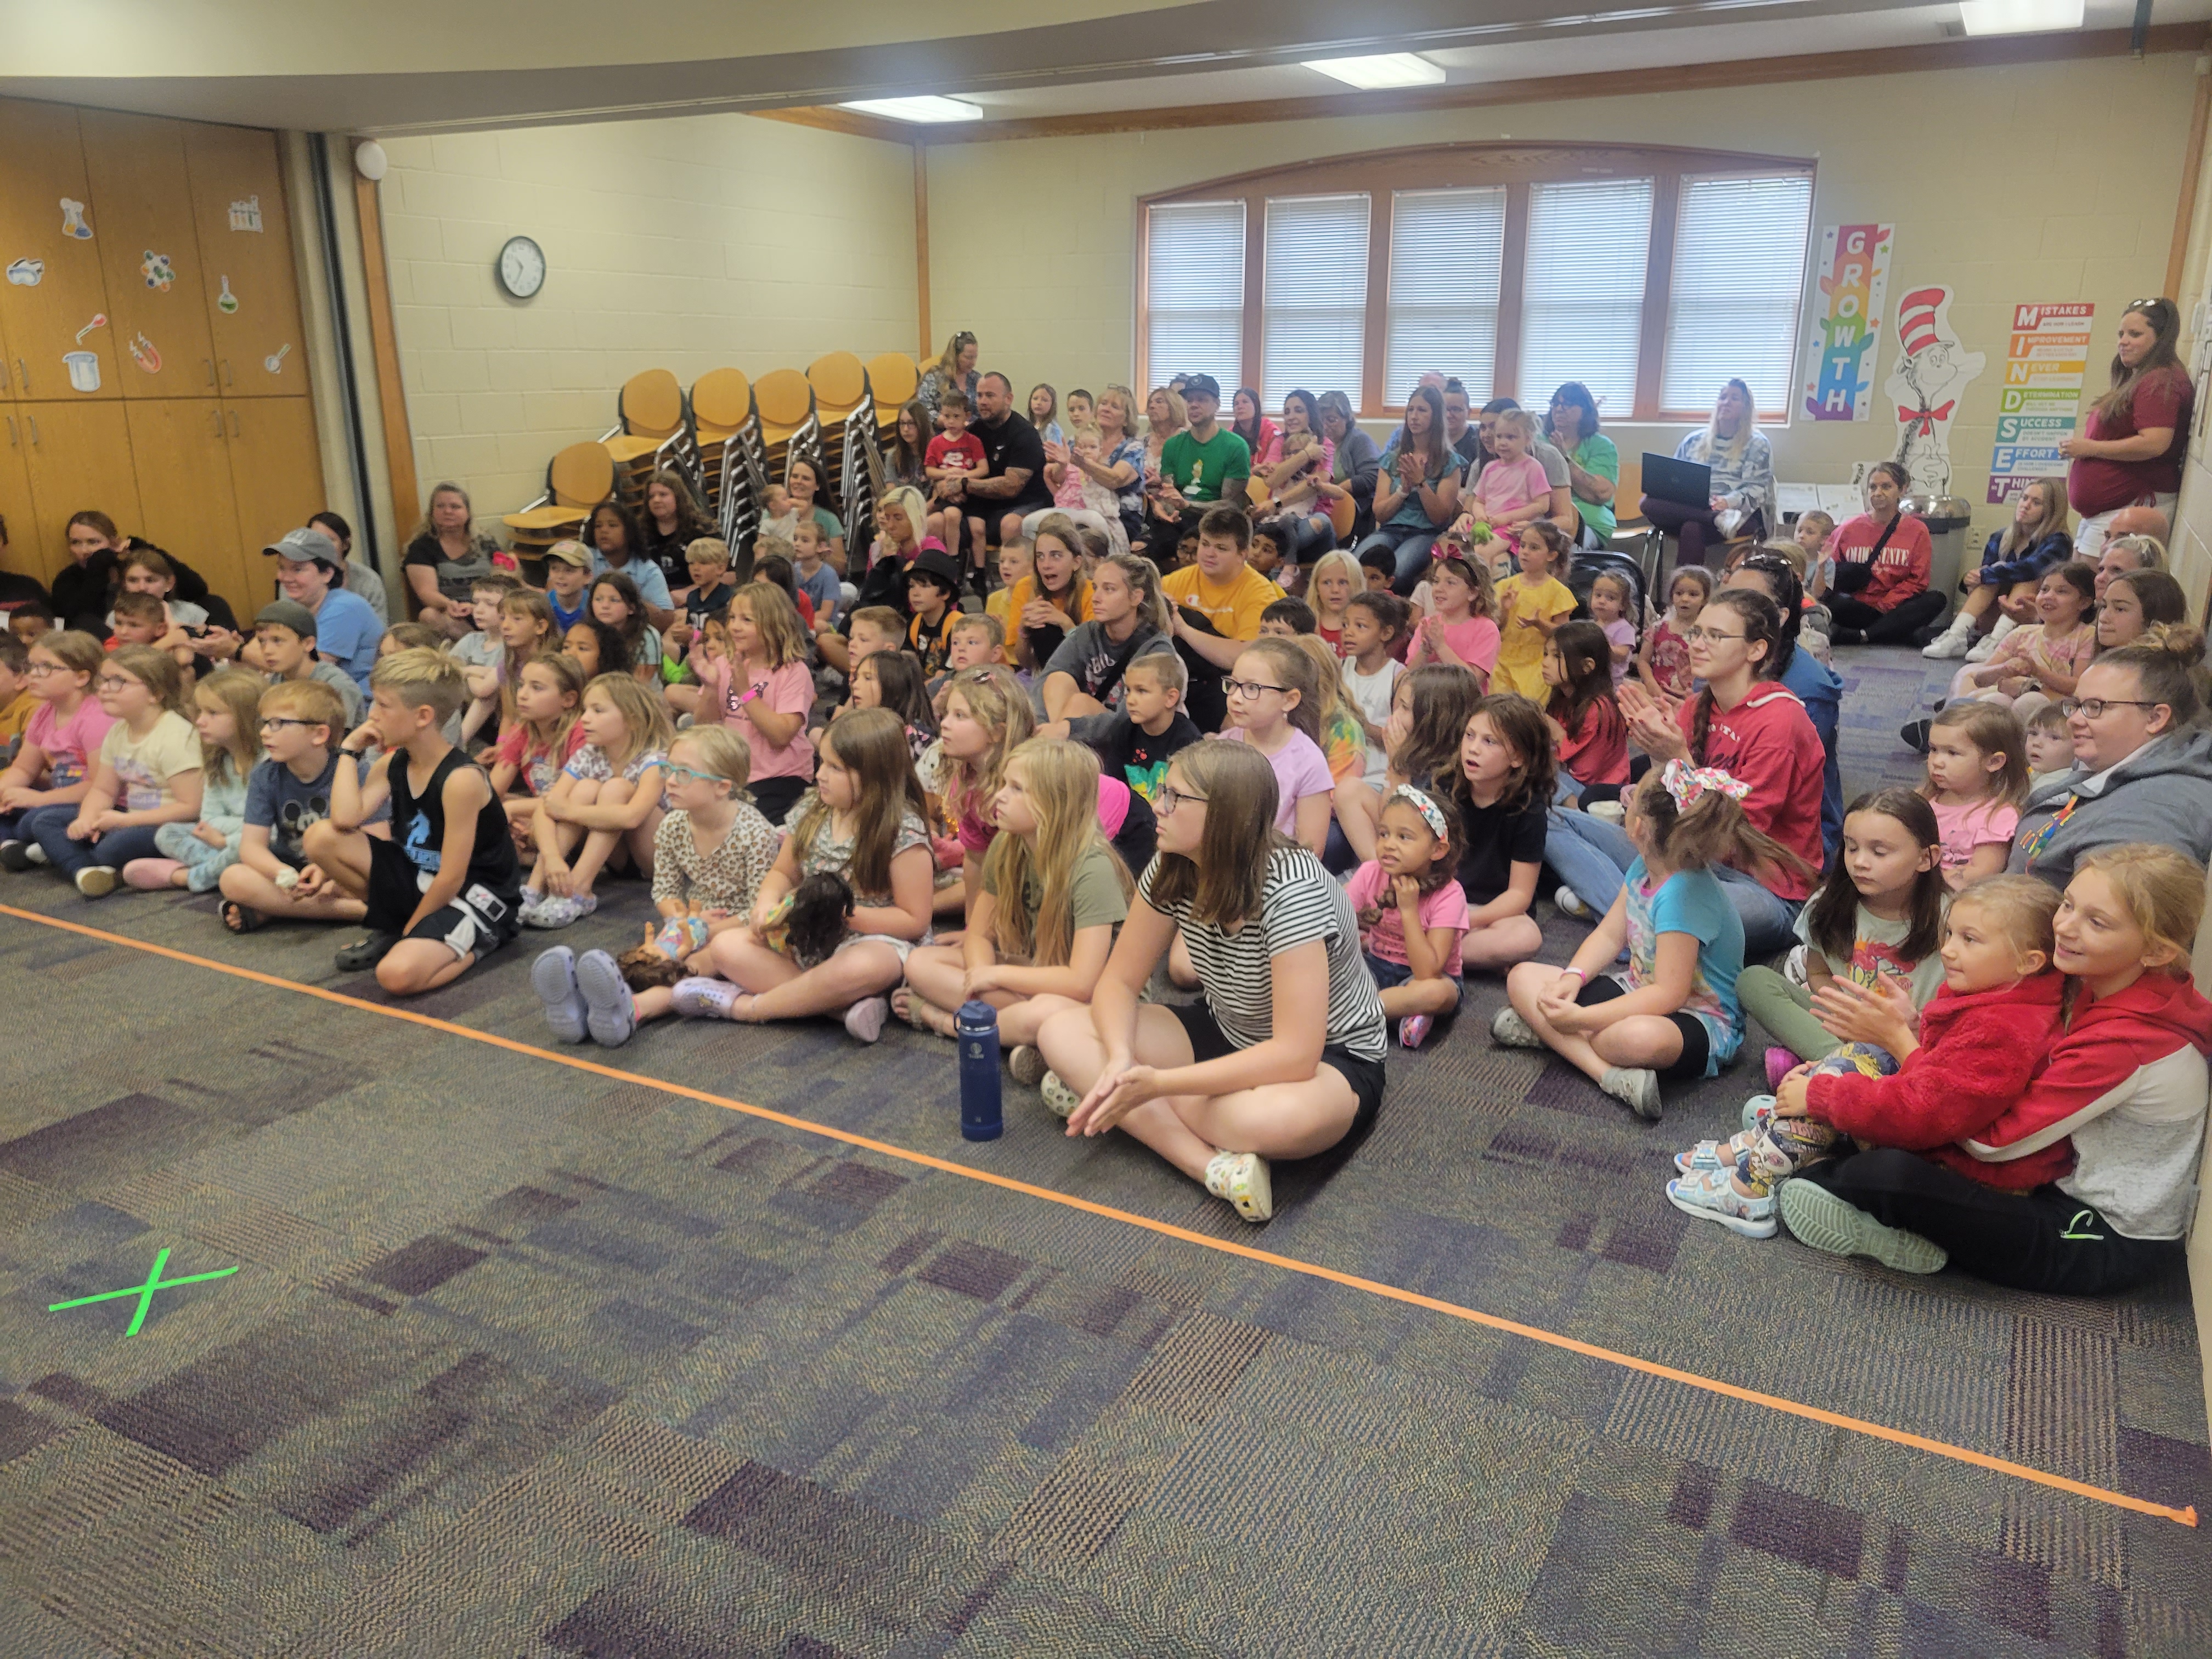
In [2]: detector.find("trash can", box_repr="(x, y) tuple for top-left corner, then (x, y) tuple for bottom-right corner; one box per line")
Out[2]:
(1904, 493), (1973, 622)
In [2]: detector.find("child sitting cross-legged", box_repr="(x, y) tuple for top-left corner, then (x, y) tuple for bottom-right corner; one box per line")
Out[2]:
(308, 648), (523, 992)
(896, 737), (1133, 1076)
(673, 707), (935, 1044)
(1347, 784), (1470, 1051)
(534, 724), (781, 1046)
(215, 678), (368, 934)
(0, 630), (113, 869)
(1497, 761), (1813, 1120)
(125, 667), (263, 892)
(1667, 874), (2063, 1240)
(30, 646), (203, 898)
(489, 652), (586, 852)
(522, 673), (670, 929)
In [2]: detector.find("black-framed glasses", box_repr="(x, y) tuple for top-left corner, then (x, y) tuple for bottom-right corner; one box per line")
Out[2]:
(258, 716), (319, 731)
(1684, 625), (1745, 645)
(1155, 785), (1207, 816)
(2059, 697), (2161, 719)
(1223, 678), (1287, 700)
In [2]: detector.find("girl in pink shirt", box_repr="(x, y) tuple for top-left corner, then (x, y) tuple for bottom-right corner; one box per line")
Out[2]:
(698, 582), (816, 825)
(1921, 702), (2028, 889)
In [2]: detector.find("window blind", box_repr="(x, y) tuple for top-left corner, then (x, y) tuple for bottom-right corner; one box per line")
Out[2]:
(1146, 200), (1246, 392)
(1661, 173), (1813, 413)
(1385, 187), (1505, 405)
(1261, 194), (1370, 408)
(1518, 178), (1654, 414)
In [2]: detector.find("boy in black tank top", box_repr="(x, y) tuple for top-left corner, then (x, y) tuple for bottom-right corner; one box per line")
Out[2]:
(303, 647), (522, 993)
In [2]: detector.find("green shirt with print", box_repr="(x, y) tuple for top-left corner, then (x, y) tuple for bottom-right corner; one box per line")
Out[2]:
(1159, 427), (1252, 505)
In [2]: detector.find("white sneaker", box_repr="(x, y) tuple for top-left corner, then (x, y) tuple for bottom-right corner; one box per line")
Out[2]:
(1921, 619), (1974, 659)
(1204, 1150), (1274, 1222)
(1554, 884), (1591, 919)
(1782, 944), (1809, 989)
(1040, 1071), (1081, 1118)
(1965, 617), (2013, 663)
(1600, 1065), (1662, 1121)
(1491, 1006), (1545, 1049)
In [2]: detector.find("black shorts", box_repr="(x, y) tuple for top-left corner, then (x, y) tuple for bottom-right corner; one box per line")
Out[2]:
(364, 838), (521, 962)
(748, 775), (808, 826)
(1577, 977), (1711, 1082)
(1167, 1000), (1386, 1141)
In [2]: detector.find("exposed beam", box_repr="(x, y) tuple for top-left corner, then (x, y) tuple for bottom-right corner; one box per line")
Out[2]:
(2167, 53), (2212, 300)
(755, 21), (2210, 146)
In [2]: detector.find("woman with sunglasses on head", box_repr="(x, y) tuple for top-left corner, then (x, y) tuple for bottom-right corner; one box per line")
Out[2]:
(2061, 298), (2194, 558)
(917, 330), (980, 424)
(2008, 630), (2212, 888)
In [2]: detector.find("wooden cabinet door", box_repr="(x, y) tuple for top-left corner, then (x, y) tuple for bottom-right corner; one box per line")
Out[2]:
(127, 399), (252, 617)
(182, 123), (304, 399)
(0, 99), (120, 403)
(224, 397), (324, 600)
(80, 110), (219, 402)
(17, 402), (143, 583)
(0, 414), (44, 586)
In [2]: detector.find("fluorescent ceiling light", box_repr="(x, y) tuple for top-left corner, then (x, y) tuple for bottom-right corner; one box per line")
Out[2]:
(839, 95), (983, 122)
(1957, 0), (2083, 35)
(1301, 53), (1447, 90)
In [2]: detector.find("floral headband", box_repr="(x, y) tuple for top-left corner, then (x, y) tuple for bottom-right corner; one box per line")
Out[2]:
(1662, 758), (1750, 810)
(1389, 784), (1451, 842)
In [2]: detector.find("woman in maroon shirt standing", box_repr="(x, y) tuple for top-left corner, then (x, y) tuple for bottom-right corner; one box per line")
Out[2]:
(2062, 298), (2194, 558)
(1822, 461), (1944, 646)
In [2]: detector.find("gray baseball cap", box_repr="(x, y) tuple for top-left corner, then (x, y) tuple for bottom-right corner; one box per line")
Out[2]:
(264, 525), (343, 569)
(254, 599), (318, 637)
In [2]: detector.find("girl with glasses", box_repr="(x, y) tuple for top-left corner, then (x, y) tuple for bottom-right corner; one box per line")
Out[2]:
(0, 630), (111, 865)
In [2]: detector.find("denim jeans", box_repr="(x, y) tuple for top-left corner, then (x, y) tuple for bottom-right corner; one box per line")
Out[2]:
(1352, 524), (1443, 597)
(1543, 807), (1803, 959)
(22, 804), (166, 876)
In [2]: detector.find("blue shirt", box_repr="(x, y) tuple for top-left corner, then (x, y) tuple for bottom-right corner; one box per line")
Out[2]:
(589, 552), (673, 613)
(311, 586), (385, 693)
(794, 558), (840, 618)
(1622, 855), (1745, 1070)
(550, 592), (588, 634)
(1779, 648), (1843, 862)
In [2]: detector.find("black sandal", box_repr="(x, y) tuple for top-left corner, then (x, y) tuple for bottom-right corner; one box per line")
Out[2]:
(220, 899), (268, 935)
(335, 930), (400, 972)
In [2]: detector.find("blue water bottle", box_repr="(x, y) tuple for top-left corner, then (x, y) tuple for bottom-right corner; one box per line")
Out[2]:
(957, 1001), (1003, 1141)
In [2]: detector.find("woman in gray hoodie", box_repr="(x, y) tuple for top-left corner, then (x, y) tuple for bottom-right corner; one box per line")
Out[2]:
(2011, 630), (2212, 887)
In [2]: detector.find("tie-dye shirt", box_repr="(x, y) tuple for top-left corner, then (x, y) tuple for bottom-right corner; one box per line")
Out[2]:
(1617, 856), (1745, 1073)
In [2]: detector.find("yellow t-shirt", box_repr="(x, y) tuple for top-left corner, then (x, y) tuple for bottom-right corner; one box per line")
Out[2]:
(1492, 573), (1576, 698)
(0, 689), (33, 760)
(1162, 561), (1283, 646)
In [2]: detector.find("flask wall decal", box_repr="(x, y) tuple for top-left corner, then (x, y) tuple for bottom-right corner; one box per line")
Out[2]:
(216, 275), (239, 315)
(59, 198), (91, 239)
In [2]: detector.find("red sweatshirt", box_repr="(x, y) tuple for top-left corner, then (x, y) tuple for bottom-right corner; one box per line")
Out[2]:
(1830, 512), (1932, 611)
(1810, 970), (2067, 1189)
(1674, 685), (1825, 899)
(1960, 972), (2212, 1232)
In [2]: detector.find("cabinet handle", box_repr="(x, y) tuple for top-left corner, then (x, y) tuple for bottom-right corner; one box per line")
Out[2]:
(204, 359), (215, 387)
(0, 360), (8, 393)
(27, 416), (38, 446)
(221, 358), (233, 387)
(229, 410), (240, 438)
(210, 408), (222, 438)
(4, 416), (14, 447)
(14, 358), (26, 394)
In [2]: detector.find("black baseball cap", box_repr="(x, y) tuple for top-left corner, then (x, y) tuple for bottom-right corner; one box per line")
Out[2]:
(1181, 373), (1221, 402)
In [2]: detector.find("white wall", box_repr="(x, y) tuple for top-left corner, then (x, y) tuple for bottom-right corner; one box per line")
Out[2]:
(926, 54), (2200, 541)
(376, 115), (918, 520)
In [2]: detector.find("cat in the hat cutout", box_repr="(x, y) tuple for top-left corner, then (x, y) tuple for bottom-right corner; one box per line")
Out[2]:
(1884, 285), (1984, 495)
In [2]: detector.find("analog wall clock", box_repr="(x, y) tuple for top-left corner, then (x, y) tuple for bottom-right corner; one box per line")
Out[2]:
(496, 235), (546, 299)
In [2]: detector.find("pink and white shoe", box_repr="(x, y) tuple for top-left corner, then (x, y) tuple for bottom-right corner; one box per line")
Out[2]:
(671, 977), (742, 1019)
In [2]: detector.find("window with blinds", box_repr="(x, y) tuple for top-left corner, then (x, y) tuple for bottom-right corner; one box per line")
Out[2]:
(1661, 173), (1813, 413)
(1385, 187), (1505, 405)
(1518, 178), (1653, 414)
(1145, 200), (1246, 391)
(1261, 194), (1369, 407)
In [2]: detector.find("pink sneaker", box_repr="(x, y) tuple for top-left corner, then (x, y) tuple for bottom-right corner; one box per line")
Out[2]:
(1764, 1046), (1798, 1090)
(123, 857), (184, 890)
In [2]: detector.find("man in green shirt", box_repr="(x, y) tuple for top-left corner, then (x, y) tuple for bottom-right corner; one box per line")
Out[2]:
(1146, 373), (1250, 556)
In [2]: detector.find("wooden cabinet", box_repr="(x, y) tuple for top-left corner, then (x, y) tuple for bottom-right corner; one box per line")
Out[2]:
(225, 396), (324, 568)
(0, 416), (42, 586)
(16, 402), (144, 585)
(80, 110), (220, 402)
(184, 123), (303, 399)
(127, 399), (248, 608)
(0, 100), (120, 404)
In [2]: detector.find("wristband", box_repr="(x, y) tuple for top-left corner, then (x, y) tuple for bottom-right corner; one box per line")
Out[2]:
(1559, 967), (1587, 983)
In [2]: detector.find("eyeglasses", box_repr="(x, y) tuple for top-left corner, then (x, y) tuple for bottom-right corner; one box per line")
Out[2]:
(94, 676), (134, 690)
(1683, 626), (1746, 645)
(661, 765), (724, 786)
(1222, 678), (1287, 700)
(24, 663), (67, 678)
(1154, 785), (1207, 816)
(259, 716), (318, 731)
(2059, 697), (2160, 719)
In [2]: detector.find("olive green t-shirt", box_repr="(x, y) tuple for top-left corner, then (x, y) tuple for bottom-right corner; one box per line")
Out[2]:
(984, 840), (1131, 938)
(1159, 427), (1252, 505)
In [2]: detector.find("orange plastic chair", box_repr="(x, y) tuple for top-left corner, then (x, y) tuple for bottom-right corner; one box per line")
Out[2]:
(501, 442), (613, 534)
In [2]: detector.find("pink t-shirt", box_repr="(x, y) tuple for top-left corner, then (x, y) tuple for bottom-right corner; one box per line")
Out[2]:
(701, 657), (816, 781)
(1931, 796), (2020, 876)
(1345, 859), (1471, 976)
(1426, 613), (1501, 678)
(1471, 454), (1550, 520)
(1218, 727), (1334, 833)
(25, 697), (116, 791)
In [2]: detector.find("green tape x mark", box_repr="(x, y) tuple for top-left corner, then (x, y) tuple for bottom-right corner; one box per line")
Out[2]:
(47, 1247), (240, 1336)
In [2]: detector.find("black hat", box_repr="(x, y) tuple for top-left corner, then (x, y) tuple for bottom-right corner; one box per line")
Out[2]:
(1181, 373), (1221, 402)
(906, 547), (964, 597)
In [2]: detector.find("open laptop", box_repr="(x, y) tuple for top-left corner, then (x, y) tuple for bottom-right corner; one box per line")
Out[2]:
(1641, 452), (1713, 507)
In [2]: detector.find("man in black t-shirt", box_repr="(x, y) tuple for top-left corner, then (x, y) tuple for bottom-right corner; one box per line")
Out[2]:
(963, 373), (1053, 571)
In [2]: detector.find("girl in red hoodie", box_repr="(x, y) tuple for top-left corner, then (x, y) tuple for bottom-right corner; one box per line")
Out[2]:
(1779, 845), (2211, 1291)
(1667, 875), (2062, 1238)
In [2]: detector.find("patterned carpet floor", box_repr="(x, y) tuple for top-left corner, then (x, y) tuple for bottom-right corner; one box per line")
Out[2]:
(1, 646), (2207, 1657)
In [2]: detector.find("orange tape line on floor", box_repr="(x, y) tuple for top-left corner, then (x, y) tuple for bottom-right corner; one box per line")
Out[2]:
(2, 900), (2196, 1529)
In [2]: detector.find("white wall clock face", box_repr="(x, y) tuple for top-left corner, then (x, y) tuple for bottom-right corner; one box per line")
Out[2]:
(496, 235), (546, 299)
